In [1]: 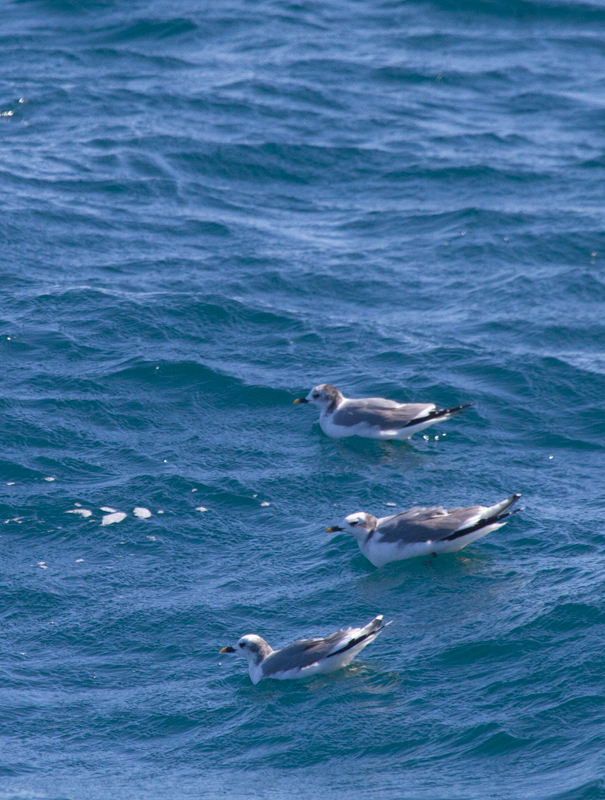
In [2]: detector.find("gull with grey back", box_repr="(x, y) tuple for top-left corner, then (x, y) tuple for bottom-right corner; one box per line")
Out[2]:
(294, 384), (472, 439)
(326, 495), (522, 567)
(220, 615), (390, 684)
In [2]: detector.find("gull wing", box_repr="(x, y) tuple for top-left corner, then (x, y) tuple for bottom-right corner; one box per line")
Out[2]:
(331, 398), (435, 430)
(261, 632), (353, 677)
(375, 506), (485, 544)
(261, 618), (385, 677)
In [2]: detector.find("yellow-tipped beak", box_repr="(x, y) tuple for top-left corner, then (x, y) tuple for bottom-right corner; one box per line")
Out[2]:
(293, 397), (308, 404)
(325, 526), (343, 533)
(220, 646), (235, 653)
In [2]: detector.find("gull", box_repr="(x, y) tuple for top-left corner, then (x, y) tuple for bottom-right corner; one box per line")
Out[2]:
(294, 384), (472, 439)
(220, 615), (390, 684)
(326, 494), (522, 566)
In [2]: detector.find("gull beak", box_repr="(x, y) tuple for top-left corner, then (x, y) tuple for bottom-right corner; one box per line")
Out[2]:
(325, 526), (343, 533)
(220, 646), (236, 654)
(293, 397), (308, 404)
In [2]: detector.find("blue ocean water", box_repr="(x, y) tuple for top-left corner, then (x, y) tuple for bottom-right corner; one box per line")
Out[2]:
(1, 0), (605, 798)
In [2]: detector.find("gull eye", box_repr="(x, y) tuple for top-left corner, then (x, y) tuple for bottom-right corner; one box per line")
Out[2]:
(312, 393), (320, 399)
(350, 520), (358, 526)
(239, 642), (245, 648)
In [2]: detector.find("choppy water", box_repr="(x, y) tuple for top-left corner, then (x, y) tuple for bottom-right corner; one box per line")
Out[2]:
(1, 1), (605, 798)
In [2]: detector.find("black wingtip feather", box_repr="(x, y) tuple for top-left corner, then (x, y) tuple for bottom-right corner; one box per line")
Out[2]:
(404, 402), (474, 426)
(444, 495), (522, 541)
(326, 618), (391, 659)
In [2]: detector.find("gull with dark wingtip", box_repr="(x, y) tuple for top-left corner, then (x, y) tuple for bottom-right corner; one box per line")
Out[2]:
(326, 494), (523, 566)
(294, 383), (472, 440)
(219, 615), (390, 684)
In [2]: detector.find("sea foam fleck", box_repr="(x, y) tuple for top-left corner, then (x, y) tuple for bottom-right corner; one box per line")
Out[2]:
(101, 512), (127, 526)
(133, 507), (152, 519)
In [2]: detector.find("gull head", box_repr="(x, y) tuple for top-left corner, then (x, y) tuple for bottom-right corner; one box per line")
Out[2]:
(326, 512), (378, 541)
(294, 383), (343, 412)
(220, 634), (271, 666)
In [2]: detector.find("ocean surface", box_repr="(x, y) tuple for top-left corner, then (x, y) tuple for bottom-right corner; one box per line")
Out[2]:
(1, 1), (604, 798)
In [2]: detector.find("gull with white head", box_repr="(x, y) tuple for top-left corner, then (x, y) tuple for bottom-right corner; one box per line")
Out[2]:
(294, 383), (472, 440)
(220, 615), (390, 684)
(326, 494), (522, 567)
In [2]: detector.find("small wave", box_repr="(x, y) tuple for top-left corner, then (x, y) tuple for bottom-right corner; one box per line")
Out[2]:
(548, 778), (605, 800)
(384, 164), (551, 183)
(453, 722), (531, 756)
(100, 17), (197, 42)
(518, 602), (605, 635)
(83, 47), (192, 70)
(426, 0), (605, 24)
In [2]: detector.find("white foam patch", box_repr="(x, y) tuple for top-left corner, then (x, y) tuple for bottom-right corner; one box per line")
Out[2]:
(100, 506), (117, 513)
(66, 509), (92, 518)
(6, 482), (15, 486)
(385, 503), (396, 507)
(260, 501), (270, 507)
(196, 506), (208, 512)
(44, 477), (55, 482)
(75, 559), (84, 563)
(101, 512), (127, 526)
(37, 561), (48, 569)
(133, 507), (152, 519)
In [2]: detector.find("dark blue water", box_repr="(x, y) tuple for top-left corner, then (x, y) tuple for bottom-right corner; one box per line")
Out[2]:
(1, 1), (605, 798)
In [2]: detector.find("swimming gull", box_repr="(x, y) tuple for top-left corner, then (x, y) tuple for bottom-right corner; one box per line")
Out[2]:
(326, 494), (522, 566)
(220, 615), (390, 684)
(294, 384), (472, 439)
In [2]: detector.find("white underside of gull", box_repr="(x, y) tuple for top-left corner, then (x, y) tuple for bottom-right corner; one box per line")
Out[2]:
(319, 402), (448, 440)
(360, 521), (508, 567)
(249, 639), (373, 684)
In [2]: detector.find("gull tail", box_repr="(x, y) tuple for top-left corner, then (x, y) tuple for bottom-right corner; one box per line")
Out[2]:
(484, 493), (523, 519)
(406, 402), (474, 427)
(364, 614), (392, 635)
(327, 615), (392, 659)
(445, 494), (523, 541)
